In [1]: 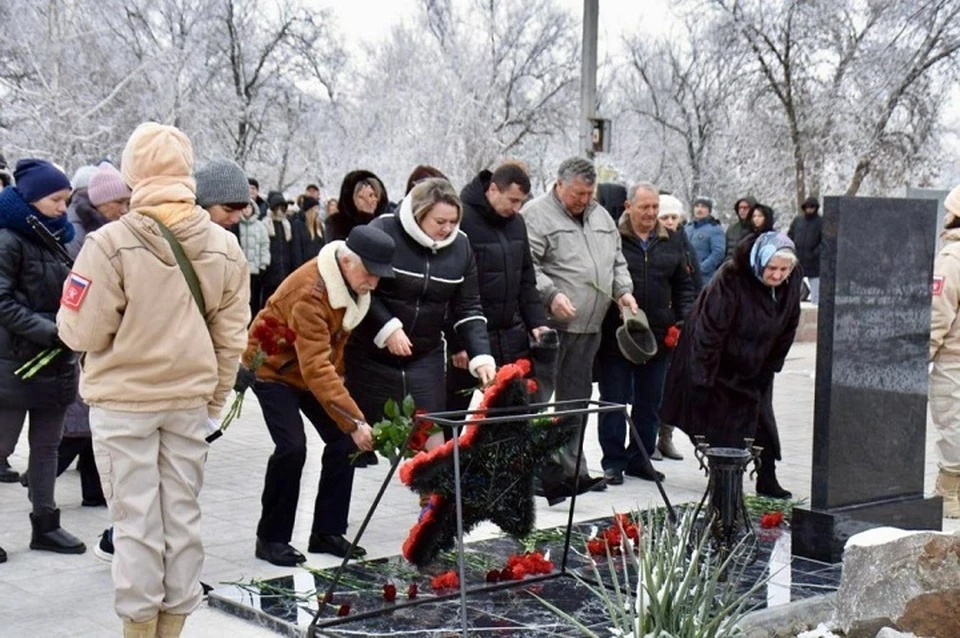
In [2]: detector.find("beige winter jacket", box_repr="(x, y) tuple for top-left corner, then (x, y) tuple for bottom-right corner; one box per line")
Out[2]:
(931, 228), (960, 362)
(523, 188), (632, 334)
(56, 122), (250, 418)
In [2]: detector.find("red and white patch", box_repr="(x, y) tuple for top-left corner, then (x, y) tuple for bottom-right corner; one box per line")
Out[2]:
(61, 272), (92, 310)
(933, 275), (945, 297)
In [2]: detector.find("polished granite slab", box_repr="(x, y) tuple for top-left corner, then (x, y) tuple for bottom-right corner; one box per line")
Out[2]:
(209, 517), (842, 636)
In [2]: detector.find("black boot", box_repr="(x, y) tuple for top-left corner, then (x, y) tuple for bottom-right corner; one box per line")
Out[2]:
(29, 509), (86, 554)
(755, 458), (792, 500)
(0, 458), (19, 484)
(0, 545), (6, 563)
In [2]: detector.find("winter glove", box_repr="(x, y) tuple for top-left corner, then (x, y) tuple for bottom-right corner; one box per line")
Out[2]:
(234, 367), (256, 393)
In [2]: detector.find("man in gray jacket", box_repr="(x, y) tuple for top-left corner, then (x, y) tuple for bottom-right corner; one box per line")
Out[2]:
(524, 157), (637, 503)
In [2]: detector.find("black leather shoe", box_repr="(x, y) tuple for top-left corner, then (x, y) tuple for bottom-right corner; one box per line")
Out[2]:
(625, 464), (665, 482)
(567, 475), (608, 495)
(540, 481), (572, 506)
(603, 468), (624, 486)
(0, 459), (19, 483)
(308, 534), (366, 559)
(29, 509), (86, 554)
(81, 498), (107, 507)
(255, 539), (306, 567)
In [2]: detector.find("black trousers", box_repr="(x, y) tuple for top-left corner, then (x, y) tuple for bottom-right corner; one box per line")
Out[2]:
(254, 381), (357, 543)
(57, 437), (104, 502)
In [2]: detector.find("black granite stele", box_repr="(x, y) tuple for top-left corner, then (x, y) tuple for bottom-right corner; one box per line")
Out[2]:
(791, 196), (943, 563)
(209, 517), (841, 636)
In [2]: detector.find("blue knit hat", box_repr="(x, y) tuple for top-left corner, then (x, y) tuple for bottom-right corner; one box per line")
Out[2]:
(14, 159), (71, 203)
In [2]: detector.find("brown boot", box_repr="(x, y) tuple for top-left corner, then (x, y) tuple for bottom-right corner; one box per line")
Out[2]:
(656, 424), (684, 461)
(935, 469), (960, 518)
(123, 617), (158, 638)
(156, 612), (186, 638)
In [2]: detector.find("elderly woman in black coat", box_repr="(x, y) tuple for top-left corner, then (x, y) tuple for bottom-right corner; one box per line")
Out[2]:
(346, 178), (496, 441)
(660, 231), (802, 498)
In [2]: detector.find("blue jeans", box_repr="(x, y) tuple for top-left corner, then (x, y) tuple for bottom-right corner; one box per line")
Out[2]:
(597, 352), (670, 471)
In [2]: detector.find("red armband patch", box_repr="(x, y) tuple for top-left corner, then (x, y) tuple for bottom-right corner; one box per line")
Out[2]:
(933, 275), (945, 297)
(61, 272), (92, 310)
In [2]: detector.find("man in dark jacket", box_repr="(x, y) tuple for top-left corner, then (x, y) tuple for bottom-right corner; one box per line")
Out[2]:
(725, 196), (756, 259)
(597, 182), (695, 484)
(248, 177), (268, 219)
(446, 164), (550, 413)
(788, 196), (823, 303)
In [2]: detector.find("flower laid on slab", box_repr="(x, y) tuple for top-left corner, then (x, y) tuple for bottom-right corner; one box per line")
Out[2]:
(430, 570), (460, 591)
(382, 583), (397, 602)
(407, 583), (418, 599)
(586, 513), (641, 556)
(493, 551), (553, 582)
(759, 511), (785, 529)
(336, 604), (350, 617)
(207, 316), (295, 443)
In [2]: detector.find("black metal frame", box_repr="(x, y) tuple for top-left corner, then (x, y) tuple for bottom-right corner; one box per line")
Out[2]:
(306, 398), (676, 638)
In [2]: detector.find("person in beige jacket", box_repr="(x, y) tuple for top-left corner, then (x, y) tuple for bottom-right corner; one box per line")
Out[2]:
(929, 184), (960, 519)
(57, 122), (250, 638)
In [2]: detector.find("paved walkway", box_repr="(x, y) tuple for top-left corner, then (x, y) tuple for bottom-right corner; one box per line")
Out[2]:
(0, 342), (951, 636)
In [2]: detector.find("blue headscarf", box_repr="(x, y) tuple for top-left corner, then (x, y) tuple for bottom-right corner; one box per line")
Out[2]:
(749, 231), (796, 282)
(0, 186), (76, 245)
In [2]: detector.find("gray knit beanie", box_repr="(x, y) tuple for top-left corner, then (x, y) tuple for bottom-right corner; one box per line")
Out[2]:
(195, 159), (249, 208)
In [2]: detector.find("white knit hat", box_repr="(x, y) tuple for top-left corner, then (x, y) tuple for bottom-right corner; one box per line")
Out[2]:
(658, 194), (686, 219)
(70, 165), (98, 191)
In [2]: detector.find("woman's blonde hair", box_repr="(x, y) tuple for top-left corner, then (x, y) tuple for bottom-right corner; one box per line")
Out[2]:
(303, 201), (322, 240)
(410, 177), (462, 223)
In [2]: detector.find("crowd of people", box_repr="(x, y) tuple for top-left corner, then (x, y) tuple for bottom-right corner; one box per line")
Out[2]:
(0, 124), (825, 638)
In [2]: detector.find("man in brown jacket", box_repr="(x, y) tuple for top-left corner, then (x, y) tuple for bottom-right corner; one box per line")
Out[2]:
(249, 225), (392, 566)
(57, 122), (250, 638)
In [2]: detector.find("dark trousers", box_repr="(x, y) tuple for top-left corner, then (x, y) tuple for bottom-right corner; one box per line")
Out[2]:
(254, 381), (357, 543)
(57, 437), (104, 502)
(597, 350), (670, 471)
(249, 273), (264, 322)
(0, 407), (66, 513)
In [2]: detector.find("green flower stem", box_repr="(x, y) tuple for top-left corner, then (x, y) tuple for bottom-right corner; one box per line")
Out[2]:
(16, 347), (64, 380)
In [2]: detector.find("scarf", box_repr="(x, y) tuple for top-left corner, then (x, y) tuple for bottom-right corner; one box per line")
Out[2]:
(265, 212), (292, 241)
(749, 231), (796, 283)
(0, 186), (76, 245)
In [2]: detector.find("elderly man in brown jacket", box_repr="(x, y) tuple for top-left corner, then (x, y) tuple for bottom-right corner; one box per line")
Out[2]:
(248, 224), (393, 567)
(57, 122), (250, 638)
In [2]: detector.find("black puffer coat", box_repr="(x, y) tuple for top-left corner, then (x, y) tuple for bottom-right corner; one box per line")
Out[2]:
(325, 170), (390, 241)
(346, 194), (493, 420)
(454, 171), (547, 363)
(597, 219), (696, 365)
(788, 210), (822, 277)
(0, 188), (78, 409)
(660, 234), (802, 454)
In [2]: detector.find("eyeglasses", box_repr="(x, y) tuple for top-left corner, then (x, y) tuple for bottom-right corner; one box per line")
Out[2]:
(222, 202), (249, 212)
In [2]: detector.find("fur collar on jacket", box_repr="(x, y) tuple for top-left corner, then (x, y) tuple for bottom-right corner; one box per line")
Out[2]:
(317, 241), (370, 330)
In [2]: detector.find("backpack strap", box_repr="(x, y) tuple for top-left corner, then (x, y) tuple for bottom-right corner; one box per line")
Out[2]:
(154, 219), (208, 320)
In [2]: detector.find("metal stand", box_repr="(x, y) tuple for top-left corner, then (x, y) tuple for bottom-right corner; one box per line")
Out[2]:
(306, 399), (676, 637)
(692, 436), (761, 564)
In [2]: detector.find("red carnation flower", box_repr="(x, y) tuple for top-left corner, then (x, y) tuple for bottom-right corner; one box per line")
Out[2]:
(431, 571), (459, 591)
(263, 316), (280, 329)
(407, 583), (418, 599)
(760, 511), (784, 529)
(485, 569), (500, 583)
(336, 604), (350, 617)
(382, 583), (397, 602)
